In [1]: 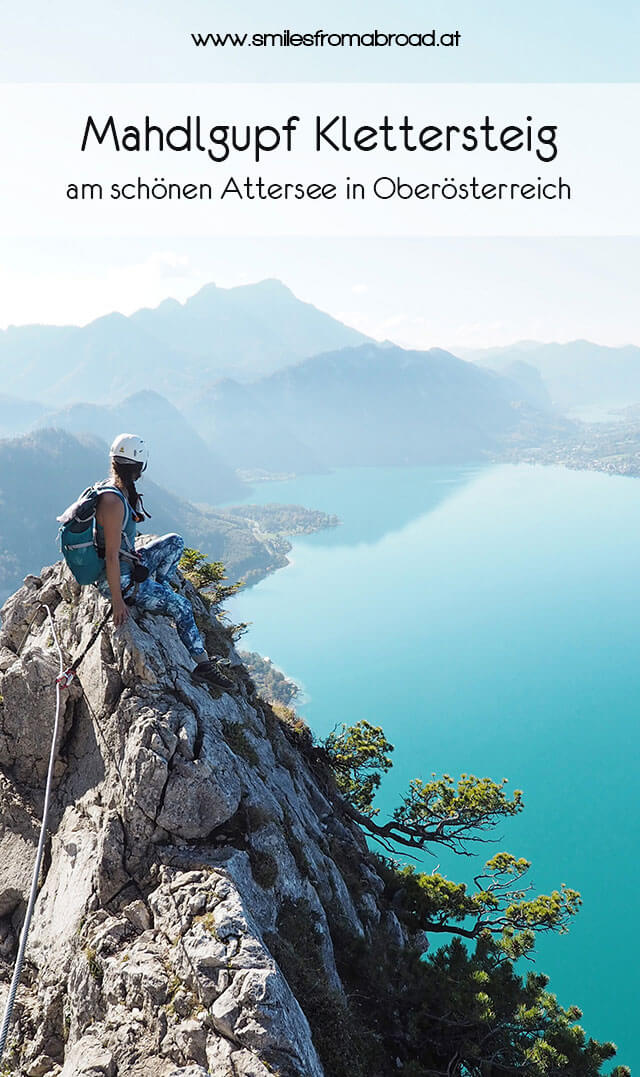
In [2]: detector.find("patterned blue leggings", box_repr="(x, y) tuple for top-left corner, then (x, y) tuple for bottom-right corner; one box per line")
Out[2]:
(97, 534), (206, 658)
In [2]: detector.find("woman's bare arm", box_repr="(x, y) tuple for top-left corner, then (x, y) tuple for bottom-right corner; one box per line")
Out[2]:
(96, 492), (129, 626)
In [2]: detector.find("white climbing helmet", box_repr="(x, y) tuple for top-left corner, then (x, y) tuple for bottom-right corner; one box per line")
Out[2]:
(109, 433), (149, 471)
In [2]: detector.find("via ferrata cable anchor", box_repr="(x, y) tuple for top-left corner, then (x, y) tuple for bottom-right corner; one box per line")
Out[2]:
(56, 667), (76, 689)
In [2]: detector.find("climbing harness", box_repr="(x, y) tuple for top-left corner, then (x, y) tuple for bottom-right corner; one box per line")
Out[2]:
(0, 606), (65, 1062)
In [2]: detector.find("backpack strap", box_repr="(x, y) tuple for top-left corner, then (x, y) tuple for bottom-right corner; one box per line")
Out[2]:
(94, 483), (137, 561)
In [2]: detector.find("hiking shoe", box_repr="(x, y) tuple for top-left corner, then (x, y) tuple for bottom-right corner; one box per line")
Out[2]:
(192, 660), (234, 691)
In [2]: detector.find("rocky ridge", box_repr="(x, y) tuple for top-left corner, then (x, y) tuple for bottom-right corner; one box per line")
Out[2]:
(0, 561), (411, 1077)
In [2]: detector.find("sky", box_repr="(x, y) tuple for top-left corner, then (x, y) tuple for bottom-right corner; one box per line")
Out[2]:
(1, 237), (638, 350)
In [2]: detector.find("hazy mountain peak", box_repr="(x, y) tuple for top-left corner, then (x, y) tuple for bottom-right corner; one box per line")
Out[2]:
(0, 278), (370, 403)
(154, 296), (182, 312)
(244, 277), (295, 295)
(121, 388), (175, 408)
(89, 310), (130, 328)
(469, 339), (640, 409)
(185, 278), (296, 308)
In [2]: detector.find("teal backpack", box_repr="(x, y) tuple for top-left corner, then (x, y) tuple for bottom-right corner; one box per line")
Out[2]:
(57, 483), (135, 585)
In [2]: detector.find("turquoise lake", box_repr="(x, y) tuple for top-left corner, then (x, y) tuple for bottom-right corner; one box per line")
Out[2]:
(228, 463), (638, 1072)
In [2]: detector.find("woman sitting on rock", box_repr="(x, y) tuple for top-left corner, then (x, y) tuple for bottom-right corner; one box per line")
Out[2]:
(95, 433), (231, 689)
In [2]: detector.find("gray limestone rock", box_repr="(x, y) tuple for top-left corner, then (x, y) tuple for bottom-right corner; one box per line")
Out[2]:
(0, 774), (40, 917)
(0, 562), (399, 1076)
(156, 751), (241, 841)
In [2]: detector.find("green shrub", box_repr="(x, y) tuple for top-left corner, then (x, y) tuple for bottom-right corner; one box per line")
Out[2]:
(221, 720), (259, 767)
(266, 900), (379, 1077)
(282, 809), (313, 879)
(245, 802), (273, 832)
(85, 947), (103, 986)
(249, 849), (279, 889)
(179, 548), (243, 605)
(322, 720), (393, 816)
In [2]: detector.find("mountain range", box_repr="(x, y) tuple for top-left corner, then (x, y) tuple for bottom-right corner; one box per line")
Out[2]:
(0, 280), (368, 405)
(0, 276), (569, 487)
(466, 340), (640, 410)
(3, 342), (561, 484)
(3, 282), (637, 418)
(0, 279), (636, 597)
(186, 342), (561, 471)
(32, 390), (244, 504)
(0, 393), (46, 438)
